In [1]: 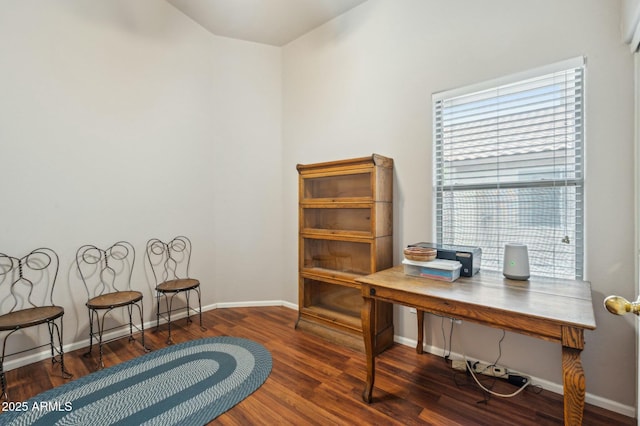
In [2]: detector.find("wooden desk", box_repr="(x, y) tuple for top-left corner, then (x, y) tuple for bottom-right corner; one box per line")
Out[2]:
(356, 265), (596, 426)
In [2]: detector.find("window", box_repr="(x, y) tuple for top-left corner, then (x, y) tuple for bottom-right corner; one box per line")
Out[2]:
(433, 57), (584, 279)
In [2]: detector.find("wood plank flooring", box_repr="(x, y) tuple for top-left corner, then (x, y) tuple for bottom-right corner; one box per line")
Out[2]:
(1, 306), (634, 425)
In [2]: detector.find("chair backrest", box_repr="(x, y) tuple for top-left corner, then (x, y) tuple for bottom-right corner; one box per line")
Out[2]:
(0, 248), (59, 314)
(76, 241), (135, 299)
(146, 236), (193, 284)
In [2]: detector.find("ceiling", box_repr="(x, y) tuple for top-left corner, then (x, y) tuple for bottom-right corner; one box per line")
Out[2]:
(166, 0), (369, 46)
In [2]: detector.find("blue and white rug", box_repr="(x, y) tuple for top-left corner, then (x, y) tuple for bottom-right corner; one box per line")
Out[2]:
(2, 336), (272, 425)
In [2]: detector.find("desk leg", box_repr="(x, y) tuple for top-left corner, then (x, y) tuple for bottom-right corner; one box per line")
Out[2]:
(416, 309), (424, 354)
(361, 295), (375, 403)
(562, 327), (586, 425)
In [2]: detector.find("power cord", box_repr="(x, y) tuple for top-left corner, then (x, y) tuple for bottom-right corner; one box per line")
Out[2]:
(438, 316), (540, 399)
(440, 316), (454, 360)
(462, 355), (531, 398)
(489, 330), (506, 371)
(454, 329), (532, 399)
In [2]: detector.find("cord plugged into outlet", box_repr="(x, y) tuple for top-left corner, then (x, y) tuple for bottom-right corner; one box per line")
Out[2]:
(452, 359), (508, 379)
(451, 358), (531, 397)
(508, 374), (529, 387)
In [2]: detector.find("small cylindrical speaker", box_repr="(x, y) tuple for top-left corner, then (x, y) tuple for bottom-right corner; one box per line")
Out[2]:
(503, 243), (530, 280)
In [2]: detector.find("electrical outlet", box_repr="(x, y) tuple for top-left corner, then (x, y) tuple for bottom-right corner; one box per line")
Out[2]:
(449, 317), (462, 325)
(468, 361), (509, 379)
(409, 308), (417, 314)
(451, 359), (509, 379)
(452, 359), (467, 371)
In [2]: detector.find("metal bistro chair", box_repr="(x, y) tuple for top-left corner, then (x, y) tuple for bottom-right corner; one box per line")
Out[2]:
(146, 236), (204, 344)
(0, 248), (72, 399)
(76, 241), (148, 369)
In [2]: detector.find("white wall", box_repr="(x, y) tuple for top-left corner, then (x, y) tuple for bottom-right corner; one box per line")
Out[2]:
(208, 35), (284, 304)
(0, 0), (283, 351)
(1, 0), (636, 416)
(623, 0), (640, 47)
(283, 0), (636, 412)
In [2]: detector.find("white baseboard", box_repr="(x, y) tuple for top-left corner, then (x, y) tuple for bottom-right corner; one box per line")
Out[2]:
(215, 300), (298, 311)
(3, 302), (633, 419)
(394, 335), (636, 419)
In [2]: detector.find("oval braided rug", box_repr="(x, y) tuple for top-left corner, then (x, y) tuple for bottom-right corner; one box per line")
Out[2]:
(2, 336), (272, 426)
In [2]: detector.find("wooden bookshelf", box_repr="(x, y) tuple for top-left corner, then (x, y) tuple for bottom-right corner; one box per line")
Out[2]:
(296, 154), (394, 353)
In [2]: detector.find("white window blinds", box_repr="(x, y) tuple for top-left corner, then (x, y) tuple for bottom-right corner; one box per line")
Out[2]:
(433, 58), (584, 279)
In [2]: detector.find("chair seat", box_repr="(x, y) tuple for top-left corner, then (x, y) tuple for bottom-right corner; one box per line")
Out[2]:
(157, 278), (200, 293)
(0, 306), (64, 330)
(87, 291), (143, 310)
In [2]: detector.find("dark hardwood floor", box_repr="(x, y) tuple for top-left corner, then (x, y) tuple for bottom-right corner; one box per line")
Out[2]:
(1, 306), (634, 425)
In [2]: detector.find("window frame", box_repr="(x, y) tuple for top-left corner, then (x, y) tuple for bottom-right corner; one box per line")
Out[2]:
(432, 57), (585, 279)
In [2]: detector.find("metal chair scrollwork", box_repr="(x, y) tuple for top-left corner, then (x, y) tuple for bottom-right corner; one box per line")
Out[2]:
(146, 236), (205, 344)
(0, 248), (72, 399)
(75, 241), (148, 369)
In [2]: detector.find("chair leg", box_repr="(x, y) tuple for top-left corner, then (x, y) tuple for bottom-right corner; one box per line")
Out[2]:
(127, 305), (135, 342)
(83, 308), (95, 359)
(156, 292), (173, 344)
(185, 291), (192, 325)
(84, 308), (108, 369)
(157, 287), (205, 342)
(195, 287), (206, 332)
(96, 310), (109, 369)
(0, 360), (5, 401)
(0, 333), (9, 400)
(48, 320), (72, 379)
(57, 319), (73, 379)
(183, 288), (205, 331)
(0, 329), (24, 400)
(155, 292), (161, 332)
(166, 293), (176, 345)
(85, 305), (150, 370)
(124, 303), (149, 352)
(135, 302), (150, 353)
(127, 304), (135, 343)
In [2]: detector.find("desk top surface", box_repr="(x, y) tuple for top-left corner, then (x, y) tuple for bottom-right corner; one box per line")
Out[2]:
(356, 265), (596, 330)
